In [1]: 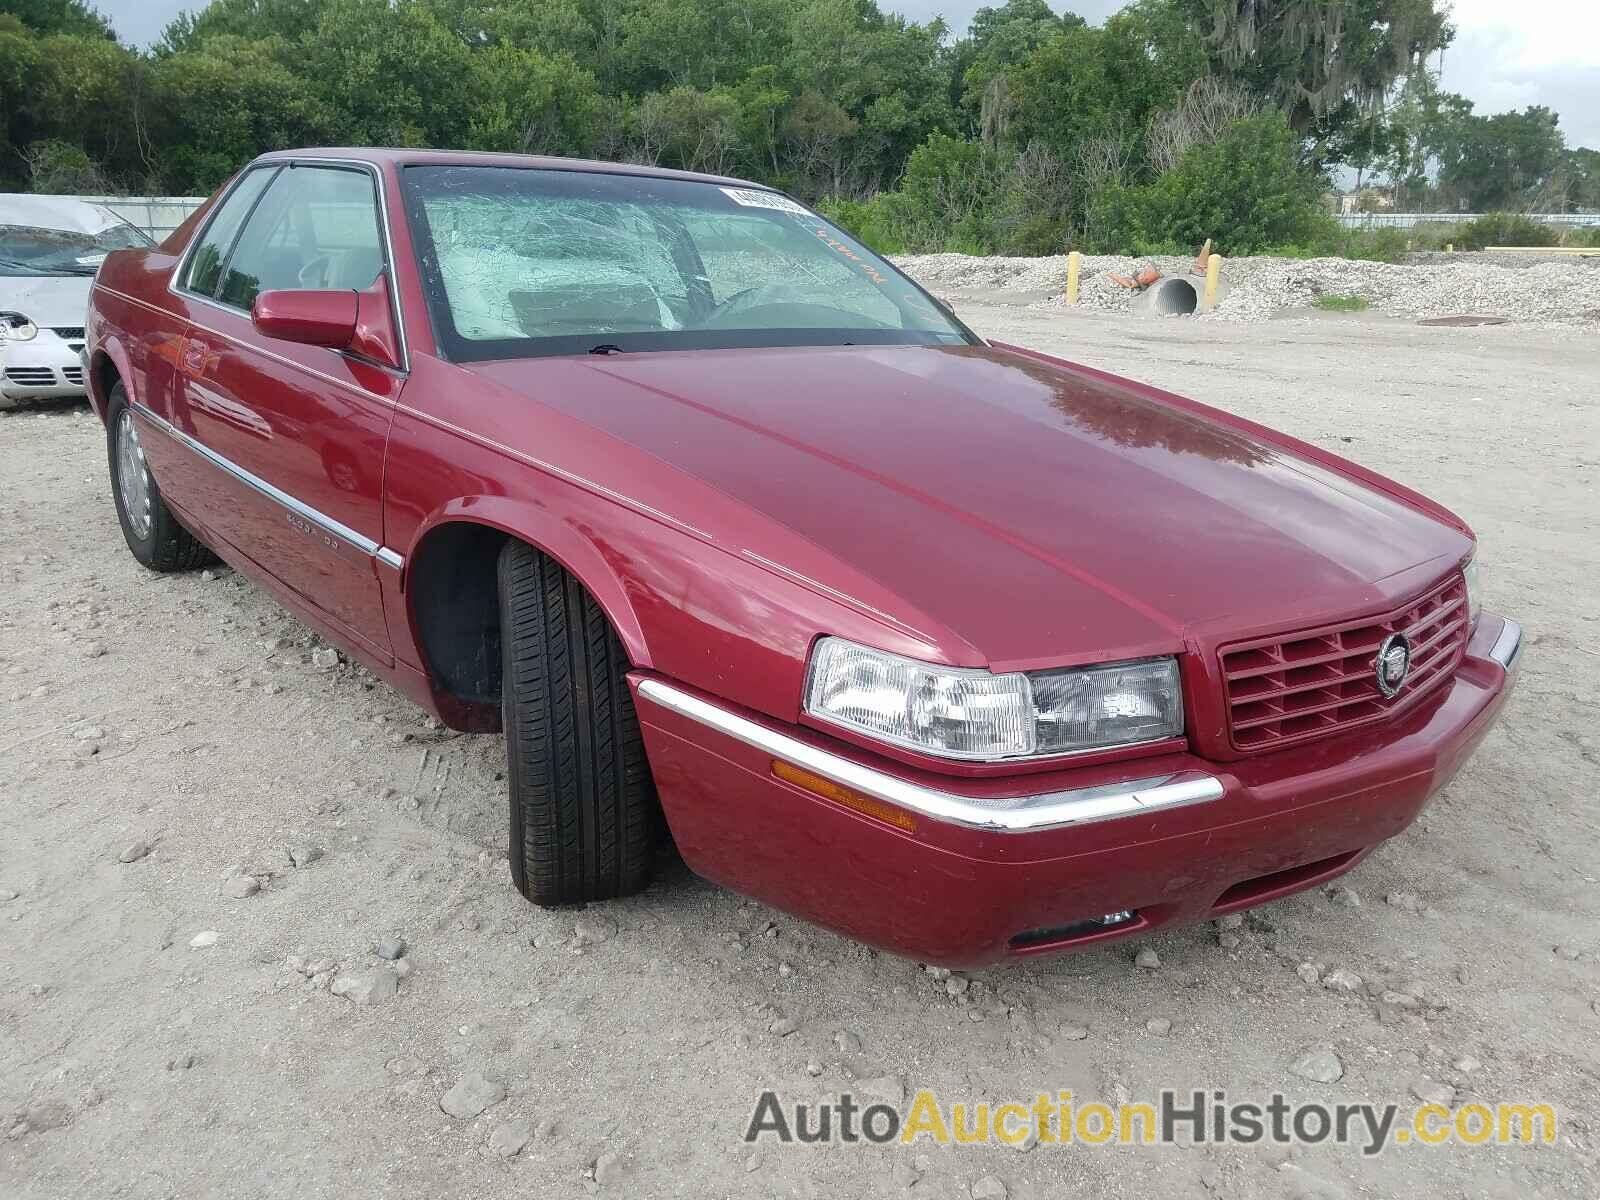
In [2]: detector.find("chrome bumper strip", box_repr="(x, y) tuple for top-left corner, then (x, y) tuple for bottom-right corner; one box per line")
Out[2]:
(636, 678), (1225, 833)
(132, 402), (405, 571)
(1488, 618), (1522, 671)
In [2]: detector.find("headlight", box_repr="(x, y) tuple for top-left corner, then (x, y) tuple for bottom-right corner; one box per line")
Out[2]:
(0, 312), (38, 341)
(1462, 555), (1481, 626)
(804, 637), (1183, 761)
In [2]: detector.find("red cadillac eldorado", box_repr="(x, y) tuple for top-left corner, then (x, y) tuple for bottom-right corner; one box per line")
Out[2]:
(84, 149), (1521, 966)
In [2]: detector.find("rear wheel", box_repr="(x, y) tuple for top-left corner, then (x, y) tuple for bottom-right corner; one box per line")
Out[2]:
(498, 539), (657, 905)
(106, 384), (215, 571)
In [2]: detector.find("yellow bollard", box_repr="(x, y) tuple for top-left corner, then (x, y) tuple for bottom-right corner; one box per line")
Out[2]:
(1203, 253), (1222, 308)
(1066, 251), (1082, 305)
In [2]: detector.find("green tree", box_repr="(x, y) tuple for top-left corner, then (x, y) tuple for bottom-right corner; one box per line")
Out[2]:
(297, 0), (474, 147)
(157, 0), (324, 53)
(26, 31), (141, 179)
(874, 131), (1010, 250)
(956, 0), (1077, 126)
(1176, 0), (1453, 165)
(618, 0), (790, 92)
(0, 14), (40, 183)
(428, 0), (595, 60)
(147, 35), (334, 191)
(729, 65), (791, 178)
(1090, 112), (1327, 253)
(1441, 105), (1567, 211)
(0, 0), (112, 38)
(634, 85), (743, 175)
(466, 44), (604, 156)
(1557, 147), (1600, 213)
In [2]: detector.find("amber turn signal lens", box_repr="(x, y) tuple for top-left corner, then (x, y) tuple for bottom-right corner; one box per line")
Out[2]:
(770, 759), (916, 832)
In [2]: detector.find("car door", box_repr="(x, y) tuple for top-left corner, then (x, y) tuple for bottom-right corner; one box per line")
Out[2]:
(170, 162), (404, 660)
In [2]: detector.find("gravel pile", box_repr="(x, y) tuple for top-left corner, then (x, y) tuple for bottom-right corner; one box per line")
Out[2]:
(895, 251), (1600, 327)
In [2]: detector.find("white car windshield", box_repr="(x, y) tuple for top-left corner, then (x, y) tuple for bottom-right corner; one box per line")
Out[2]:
(400, 165), (972, 360)
(0, 218), (152, 278)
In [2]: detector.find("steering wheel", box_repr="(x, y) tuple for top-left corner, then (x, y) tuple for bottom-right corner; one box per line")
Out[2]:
(297, 254), (335, 290)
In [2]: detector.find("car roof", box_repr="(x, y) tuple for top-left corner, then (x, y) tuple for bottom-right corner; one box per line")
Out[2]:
(0, 193), (132, 234)
(253, 148), (768, 191)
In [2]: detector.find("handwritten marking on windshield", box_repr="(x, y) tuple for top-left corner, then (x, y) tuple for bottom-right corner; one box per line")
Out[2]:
(810, 228), (887, 286)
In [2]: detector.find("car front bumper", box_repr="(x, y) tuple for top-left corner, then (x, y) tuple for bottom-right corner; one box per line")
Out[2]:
(632, 614), (1521, 966)
(0, 335), (88, 400)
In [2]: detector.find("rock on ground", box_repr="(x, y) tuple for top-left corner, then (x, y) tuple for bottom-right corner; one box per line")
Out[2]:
(329, 971), (398, 1007)
(440, 1073), (506, 1120)
(1289, 1045), (1345, 1084)
(488, 1119), (532, 1157)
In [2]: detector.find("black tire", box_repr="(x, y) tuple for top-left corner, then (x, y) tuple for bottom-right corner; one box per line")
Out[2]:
(498, 539), (657, 905)
(106, 383), (216, 572)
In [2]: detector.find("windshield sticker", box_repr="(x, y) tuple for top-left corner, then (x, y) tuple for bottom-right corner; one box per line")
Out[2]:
(721, 188), (811, 216)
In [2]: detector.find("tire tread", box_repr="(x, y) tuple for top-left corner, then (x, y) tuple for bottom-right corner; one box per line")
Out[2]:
(499, 541), (655, 905)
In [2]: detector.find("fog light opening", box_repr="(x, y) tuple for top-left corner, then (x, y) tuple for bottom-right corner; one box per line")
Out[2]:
(1010, 909), (1140, 951)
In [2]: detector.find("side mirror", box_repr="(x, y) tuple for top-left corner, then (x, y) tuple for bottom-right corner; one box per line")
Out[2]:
(251, 289), (358, 349)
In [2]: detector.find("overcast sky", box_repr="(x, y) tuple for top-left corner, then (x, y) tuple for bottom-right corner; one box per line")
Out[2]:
(99, 0), (1600, 151)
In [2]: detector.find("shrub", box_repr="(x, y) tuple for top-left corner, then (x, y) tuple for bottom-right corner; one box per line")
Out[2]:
(24, 139), (107, 193)
(1085, 114), (1326, 255)
(1278, 222), (1411, 263)
(892, 133), (1010, 252)
(1314, 294), (1369, 312)
(1455, 213), (1558, 251)
(814, 195), (907, 255)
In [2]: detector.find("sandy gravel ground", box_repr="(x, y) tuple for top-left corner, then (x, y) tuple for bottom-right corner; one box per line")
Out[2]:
(896, 251), (1600, 327)
(2, 307), (1597, 1200)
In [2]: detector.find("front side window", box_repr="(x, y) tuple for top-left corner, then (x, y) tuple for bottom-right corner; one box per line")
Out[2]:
(183, 166), (278, 297)
(216, 165), (385, 310)
(401, 165), (973, 361)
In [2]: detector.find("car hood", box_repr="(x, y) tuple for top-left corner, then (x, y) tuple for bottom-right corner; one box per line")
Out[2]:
(2, 275), (92, 327)
(472, 344), (1470, 668)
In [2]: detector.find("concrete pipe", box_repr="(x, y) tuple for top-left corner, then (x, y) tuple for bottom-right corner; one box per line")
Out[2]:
(1133, 277), (1199, 318)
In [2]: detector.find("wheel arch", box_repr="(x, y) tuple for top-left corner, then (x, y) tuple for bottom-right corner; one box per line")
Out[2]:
(88, 337), (135, 421)
(401, 499), (652, 729)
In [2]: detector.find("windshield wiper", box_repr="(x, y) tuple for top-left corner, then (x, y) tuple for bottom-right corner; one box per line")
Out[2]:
(588, 343), (626, 355)
(0, 257), (80, 277)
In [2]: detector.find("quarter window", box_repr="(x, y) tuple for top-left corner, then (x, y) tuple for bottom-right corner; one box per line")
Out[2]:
(216, 166), (385, 311)
(182, 166), (277, 297)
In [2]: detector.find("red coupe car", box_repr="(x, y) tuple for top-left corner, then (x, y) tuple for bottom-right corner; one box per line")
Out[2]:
(85, 149), (1520, 965)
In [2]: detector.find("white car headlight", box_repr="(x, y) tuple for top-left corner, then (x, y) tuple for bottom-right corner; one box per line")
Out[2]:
(0, 312), (38, 341)
(1462, 554), (1481, 626)
(804, 637), (1183, 761)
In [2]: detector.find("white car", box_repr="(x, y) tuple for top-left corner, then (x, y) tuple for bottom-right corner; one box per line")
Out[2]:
(1, 195), (154, 409)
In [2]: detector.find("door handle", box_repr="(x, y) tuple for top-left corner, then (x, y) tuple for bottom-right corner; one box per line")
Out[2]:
(181, 339), (213, 375)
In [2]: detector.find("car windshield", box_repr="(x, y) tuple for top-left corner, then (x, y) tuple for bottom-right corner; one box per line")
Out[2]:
(401, 165), (974, 361)
(0, 217), (152, 277)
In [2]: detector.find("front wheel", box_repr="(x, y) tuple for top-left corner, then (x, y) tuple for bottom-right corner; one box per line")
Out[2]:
(498, 539), (658, 905)
(106, 384), (215, 571)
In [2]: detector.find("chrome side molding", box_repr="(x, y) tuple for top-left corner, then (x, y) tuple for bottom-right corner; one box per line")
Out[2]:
(132, 402), (405, 571)
(636, 677), (1225, 833)
(1488, 618), (1522, 671)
